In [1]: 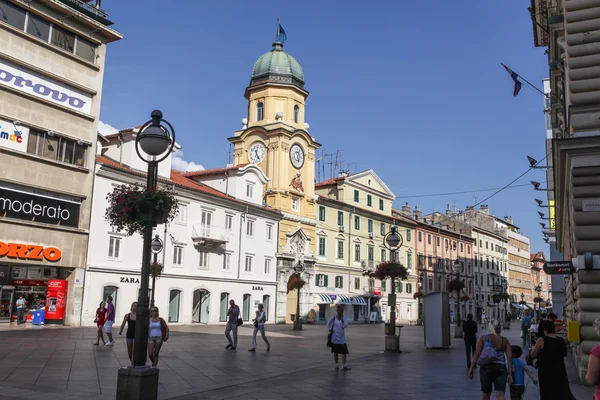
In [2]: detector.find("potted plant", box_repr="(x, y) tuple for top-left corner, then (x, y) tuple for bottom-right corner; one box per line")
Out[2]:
(150, 262), (164, 279)
(373, 261), (409, 281)
(460, 295), (470, 302)
(413, 291), (424, 300)
(105, 184), (179, 236)
(533, 296), (544, 304)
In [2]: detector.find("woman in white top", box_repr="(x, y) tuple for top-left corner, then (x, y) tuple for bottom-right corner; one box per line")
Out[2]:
(327, 305), (351, 370)
(249, 303), (270, 352)
(148, 306), (169, 367)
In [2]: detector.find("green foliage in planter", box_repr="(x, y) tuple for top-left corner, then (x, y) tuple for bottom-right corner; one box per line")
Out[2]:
(533, 296), (544, 303)
(373, 261), (408, 281)
(105, 184), (178, 236)
(447, 278), (465, 292)
(460, 295), (470, 302)
(150, 262), (164, 279)
(413, 291), (424, 299)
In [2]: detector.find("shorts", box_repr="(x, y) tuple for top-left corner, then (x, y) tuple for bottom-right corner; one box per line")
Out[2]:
(126, 338), (134, 343)
(149, 336), (162, 344)
(330, 343), (349, 355)
(480, 363), (508, 394)
(104, 320), (114, 333)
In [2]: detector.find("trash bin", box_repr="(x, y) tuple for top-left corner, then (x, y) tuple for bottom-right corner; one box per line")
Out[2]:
(32, 310), (45, 325)
(384, 323), (391, 334)
(290, 314), (296, 322)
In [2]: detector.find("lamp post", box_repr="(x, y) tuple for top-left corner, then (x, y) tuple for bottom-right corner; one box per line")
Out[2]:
(117, 110), (175, 400)
(150, 235), (163, 307)
(417, 280), (423, 325)
(534, 282), (543, 323)
(452, 259), (464, 337)
(293, 262), (305, 331)
(383, 226), (403, 351)
(520, 292), (525, 317)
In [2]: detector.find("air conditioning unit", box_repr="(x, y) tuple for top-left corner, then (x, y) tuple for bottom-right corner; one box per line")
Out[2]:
(339, 225), (345, 232)
(369, 232), (374, 239)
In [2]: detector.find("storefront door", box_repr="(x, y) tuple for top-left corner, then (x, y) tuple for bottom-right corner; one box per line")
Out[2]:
(192, 289), (210, 324)
(0, 286), (15, 322)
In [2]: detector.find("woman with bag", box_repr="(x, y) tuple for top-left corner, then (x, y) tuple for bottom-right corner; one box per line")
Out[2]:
(93, 301), (107, 346)
(249, 303), (270, 352)
(531, 319), (575, 399)
(468, 319), (513, 400)
(148, 306), (169, 367)
(326, 305), (351, 370)
(586, 318), (600, 399)
(118, 302), (137, 366)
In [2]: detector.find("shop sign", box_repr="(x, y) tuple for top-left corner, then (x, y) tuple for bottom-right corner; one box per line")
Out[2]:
(582, 199), (600, 213)
(0, 118), (29, 152)
(120, 276), (140, 284)
(0, 241), (62, 262)
(543, 261), (575, 275)
(252, 286), (263, 291)
(0, 186), (80, 228)
(12, 280), (49, 286)
(0, 59), (92, 114)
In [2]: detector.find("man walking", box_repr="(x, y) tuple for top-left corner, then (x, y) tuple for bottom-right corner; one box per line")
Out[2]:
(463, 313), (478, 368)
(521, 310), (532, 347)
(16, 295), (26, 325)
(104, 296), (115, 345)
(481, 311), (487, 329)
(225, 299), (240, 350)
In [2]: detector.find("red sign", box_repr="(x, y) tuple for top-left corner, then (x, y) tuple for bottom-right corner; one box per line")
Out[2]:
(12, 280), (49, 286)
(45, 279), (67, 324)
(0, 241), (62, 262)
(373, 290), (382, 296)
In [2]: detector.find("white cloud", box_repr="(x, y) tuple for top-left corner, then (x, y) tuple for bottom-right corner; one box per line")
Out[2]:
(171, 150), (205, 172)
(98, 121), (119, 136)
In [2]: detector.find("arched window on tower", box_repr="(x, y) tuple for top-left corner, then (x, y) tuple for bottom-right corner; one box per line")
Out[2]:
(256, 101), (264, 121)
(293, 105), (300, 123)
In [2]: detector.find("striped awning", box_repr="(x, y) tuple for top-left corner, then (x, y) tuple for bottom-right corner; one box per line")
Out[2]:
(335, 295), (352, 305)
(351, 296), (367, 305)
(317, 294), (334, 304)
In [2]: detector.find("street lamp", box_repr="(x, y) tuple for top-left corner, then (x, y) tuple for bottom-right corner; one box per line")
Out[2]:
(452, 259), (464, 331)
(501, 280), (508, 325)
(150, 235), (164, 307)
(534, 282), (543, 323)
(417, 280), (423, 325)
(293, 262), (305, 331)
(383, 226), (403, 340)
(132, 110), (175, 371)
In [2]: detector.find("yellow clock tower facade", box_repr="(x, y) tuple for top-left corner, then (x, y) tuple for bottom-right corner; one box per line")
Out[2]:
(228, 38), (320, 323)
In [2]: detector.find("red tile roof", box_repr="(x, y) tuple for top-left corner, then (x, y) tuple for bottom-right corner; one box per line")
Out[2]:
(315, 177), (345, 187)
(95, 156), (279, 214)
(181, 163), (250, 178)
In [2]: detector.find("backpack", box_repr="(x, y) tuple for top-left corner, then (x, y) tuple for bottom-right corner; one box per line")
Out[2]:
(478, 335), (504, 366)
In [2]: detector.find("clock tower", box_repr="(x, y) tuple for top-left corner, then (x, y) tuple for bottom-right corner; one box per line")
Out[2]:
(228, 38), (320, 253)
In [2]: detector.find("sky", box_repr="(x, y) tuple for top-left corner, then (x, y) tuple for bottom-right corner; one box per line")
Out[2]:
(97, 1), (551, 254)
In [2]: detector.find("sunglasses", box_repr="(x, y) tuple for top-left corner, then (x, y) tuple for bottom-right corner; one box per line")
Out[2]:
(151, 309), (158, 312)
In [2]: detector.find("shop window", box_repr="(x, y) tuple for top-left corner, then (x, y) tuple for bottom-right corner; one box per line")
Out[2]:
(243, 294), (251, 321)
(262, 295), (270, 321)
(108, 236), (121, 259)
(26, 14), (50, 41)
(0, 0), (26, 29)
(27, 129), (86, 167)
(219, 292), (229, 322)
(102, 286), (118, 311)
(168, 290), (181, 323)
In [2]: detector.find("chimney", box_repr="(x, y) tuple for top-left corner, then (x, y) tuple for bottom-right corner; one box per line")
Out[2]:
(480, 204), (489, 215)
(339, 170), (349, 178)
(504, 216), (513, 224)
(402, 202), (411, 213)
(413, 205), (422, 220)
(446, 203), (452, 216)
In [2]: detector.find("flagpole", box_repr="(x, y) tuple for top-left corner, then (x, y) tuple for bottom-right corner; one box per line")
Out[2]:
(277, 15), (280, 42)
(501, 63), (546, 97)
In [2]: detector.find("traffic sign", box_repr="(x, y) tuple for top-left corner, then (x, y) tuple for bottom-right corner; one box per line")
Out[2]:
(543, 261), (575, 275)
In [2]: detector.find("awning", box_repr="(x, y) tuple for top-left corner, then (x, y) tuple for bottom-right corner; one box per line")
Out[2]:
(511, 303), (524, 309)
(335, 295), (352, 305)
(351, 296), (367, 305)
(317, 294), (334, 304)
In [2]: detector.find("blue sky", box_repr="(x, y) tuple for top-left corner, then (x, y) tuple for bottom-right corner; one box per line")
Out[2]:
(98, 1), (550, 254)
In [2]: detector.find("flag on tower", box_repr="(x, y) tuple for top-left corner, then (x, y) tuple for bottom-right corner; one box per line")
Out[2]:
(278, 24), (287, 43)
(501, 64), (522, 97)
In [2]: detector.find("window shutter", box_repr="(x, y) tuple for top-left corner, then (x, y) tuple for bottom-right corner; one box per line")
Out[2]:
(324, 275), (328, 287)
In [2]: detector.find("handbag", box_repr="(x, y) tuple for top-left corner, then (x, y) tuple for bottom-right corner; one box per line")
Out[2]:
(237, 318), (243, 326)
(159, 317), (169, 342)
(326, 317), (335, 348)
(253, 319), (258, 327)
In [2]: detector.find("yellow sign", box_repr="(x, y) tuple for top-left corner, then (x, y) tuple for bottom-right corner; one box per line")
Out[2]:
(549, 200), (556, 229)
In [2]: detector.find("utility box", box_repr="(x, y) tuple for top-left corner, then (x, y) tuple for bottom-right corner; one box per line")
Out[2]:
(567, 320), (580, 343)
(423, 292), (451, 348)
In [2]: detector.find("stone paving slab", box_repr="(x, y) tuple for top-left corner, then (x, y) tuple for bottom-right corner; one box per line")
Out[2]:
(0, 322), (594, 399)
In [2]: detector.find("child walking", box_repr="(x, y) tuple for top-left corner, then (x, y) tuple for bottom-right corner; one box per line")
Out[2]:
(510, 345), (537, 399)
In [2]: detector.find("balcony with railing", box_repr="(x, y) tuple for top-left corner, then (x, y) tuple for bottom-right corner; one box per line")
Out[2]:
(56, 0), (114, 26)
(191, 224), (231, 248)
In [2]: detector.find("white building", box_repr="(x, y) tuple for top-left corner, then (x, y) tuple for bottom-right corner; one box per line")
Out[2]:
(82, 129), (281, 325)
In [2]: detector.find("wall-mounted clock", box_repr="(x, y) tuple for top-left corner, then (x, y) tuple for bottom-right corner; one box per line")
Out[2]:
(249, 142), (266, 164)
(290, 143), (305, 169)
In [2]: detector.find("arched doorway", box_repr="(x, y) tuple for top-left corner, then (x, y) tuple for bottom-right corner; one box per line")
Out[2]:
(192, 289), (210, 324)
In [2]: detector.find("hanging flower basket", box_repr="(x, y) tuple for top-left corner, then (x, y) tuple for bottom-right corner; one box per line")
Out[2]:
(447, 278), (465, 292)
(460, 295), (470, 302)
(533, 296), (544, 303)
(105, 184), (178, 236)
(373, 261), (408, 281)
(150, 262), (164, 279)
(519, 300), (527, 305)
(287, 272), (306, 293)
(413, 291), (424, 299)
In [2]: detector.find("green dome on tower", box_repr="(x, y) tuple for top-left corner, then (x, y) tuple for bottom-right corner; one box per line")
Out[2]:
(250, 42), (304, 89)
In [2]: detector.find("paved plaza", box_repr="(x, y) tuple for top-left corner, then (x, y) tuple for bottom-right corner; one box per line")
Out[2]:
(0, 322), (593, 399)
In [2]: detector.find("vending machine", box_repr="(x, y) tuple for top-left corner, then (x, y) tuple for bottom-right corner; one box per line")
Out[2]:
(45, 279), (67, 325)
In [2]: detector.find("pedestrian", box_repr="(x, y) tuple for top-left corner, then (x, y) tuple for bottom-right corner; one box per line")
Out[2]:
(119, 302), (137, 366)
(224, 299), (240, 350)
(148, 306), (169, 367)
(481, 311), (487, 329)
(327, 305), (351, 370)
(451, 310), (455, 323)
(15, 295), (26, 325)
(531, 319), (575, 400)
(463, 313), (478, 369)
(468, 319), (513, 400)
(104, 295), (115, 345)
(93, 301), (107, 346)
(585, 318), (600, 399)
(509, 345), (537, 400)
(249, 303), (270, 352)
(520, 310), (532, 348)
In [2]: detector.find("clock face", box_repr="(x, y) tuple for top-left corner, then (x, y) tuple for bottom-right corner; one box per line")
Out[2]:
(289, 144), (305, 169)
(249, 142), (266, 164)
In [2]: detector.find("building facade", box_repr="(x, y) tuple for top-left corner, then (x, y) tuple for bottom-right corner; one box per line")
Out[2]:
(83, 132), (281, 326)
(0, 0), (121, 325)
(312, 170), (418, 324)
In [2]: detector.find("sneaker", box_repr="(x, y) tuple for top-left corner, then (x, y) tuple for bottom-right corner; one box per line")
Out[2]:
(105, 342), (114, 346)
(225, 344), (232, 349)
(343, 366), (351, 370)
(248, 348), (256, 352)
(230, 346), (237, 350)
